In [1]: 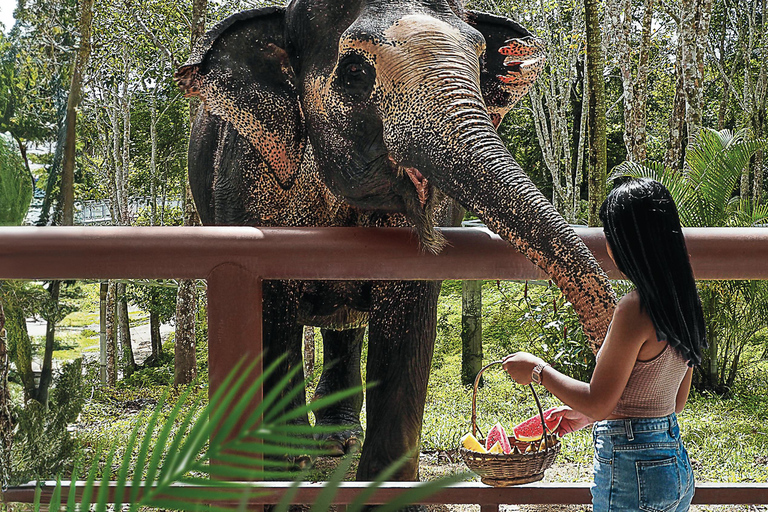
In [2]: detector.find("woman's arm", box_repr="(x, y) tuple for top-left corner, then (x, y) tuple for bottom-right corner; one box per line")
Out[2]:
(503, 293), (653, 420)
(676, 367), (693, 413)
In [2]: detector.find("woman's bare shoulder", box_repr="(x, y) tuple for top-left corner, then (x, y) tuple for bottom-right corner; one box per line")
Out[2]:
(613, 291), (655, 336)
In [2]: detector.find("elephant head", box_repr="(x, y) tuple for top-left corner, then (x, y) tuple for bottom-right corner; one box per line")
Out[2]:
(175, 0), (616, 349)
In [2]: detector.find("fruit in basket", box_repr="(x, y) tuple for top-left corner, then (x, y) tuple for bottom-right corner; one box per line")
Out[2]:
(461, 432), (487, 453)
(488, 441), (504, 454)
(512, 407), (562, 442)
(540, 434), (559, 451)
(485, 422), (512, 453)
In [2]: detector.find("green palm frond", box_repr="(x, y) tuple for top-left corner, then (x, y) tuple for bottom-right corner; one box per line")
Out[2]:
(610, 128), (768, 228)
(36, 355), (465, 510)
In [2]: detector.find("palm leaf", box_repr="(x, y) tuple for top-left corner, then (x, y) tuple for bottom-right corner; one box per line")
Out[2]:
(611, 128), (768, 228)
(609, 160), (698, 225)
(37, 354), (459, 511)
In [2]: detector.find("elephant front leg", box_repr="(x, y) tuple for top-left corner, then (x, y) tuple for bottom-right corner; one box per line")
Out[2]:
(262, 279), (311, 469)
(357, 280), (441, 482)
(312, 327), (365, 456)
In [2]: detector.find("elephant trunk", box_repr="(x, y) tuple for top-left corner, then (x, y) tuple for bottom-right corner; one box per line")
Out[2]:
(378, 25), (616, 347)
(441, 136), (616, 348)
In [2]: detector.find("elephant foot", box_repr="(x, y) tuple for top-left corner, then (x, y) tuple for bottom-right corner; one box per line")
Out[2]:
(288, 454), (314, 470)
(316, 429), (363, 456)
(313, 394), (364, 456)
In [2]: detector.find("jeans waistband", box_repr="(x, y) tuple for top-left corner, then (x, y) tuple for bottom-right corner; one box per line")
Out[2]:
(593, 413), (678, 438)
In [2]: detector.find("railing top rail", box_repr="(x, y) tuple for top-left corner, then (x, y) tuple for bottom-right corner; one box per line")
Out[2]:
(2, 226), (768, 281)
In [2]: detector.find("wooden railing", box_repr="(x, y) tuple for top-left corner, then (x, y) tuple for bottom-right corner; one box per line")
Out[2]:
(2, 226), (768, 509)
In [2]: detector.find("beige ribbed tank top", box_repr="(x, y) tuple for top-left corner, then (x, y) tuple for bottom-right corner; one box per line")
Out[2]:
(598, 343), (689, 418)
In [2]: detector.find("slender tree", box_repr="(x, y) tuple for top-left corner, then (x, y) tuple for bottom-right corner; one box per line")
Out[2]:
(605, 0), (655, 162)
(585, 0), (607, 225)
(680, 0), (713, 147)
(174, 0), (207, 386)
(0, 298), (12, 492)
(513, 0), (585, 222)
(60, 0), (95, 225)
(461, 280), (483, 386)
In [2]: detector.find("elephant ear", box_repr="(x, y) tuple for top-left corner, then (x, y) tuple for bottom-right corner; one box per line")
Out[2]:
(175, 8), (304, 189)
(466, 11), (546, 128)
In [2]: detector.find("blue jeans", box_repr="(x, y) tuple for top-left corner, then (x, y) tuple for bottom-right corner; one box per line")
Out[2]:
(591, 414), (695, 511)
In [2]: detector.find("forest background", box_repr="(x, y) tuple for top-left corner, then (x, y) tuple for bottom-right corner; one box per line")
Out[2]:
(0, 0), (767, 505)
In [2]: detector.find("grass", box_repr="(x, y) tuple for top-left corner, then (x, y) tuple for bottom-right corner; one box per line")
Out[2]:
(422, 280), (768, 490)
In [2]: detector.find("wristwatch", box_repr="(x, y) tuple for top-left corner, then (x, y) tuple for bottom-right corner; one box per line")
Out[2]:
(531, 362), (550, 384)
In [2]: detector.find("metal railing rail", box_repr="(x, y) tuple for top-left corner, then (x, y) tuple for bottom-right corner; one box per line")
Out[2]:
(2, 226), (768, 510)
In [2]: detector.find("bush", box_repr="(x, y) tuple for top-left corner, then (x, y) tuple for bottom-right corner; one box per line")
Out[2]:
(0, 133), (33, 226)
(10, 359), (85, 484)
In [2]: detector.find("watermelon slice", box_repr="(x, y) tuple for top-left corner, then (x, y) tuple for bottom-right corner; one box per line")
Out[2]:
(485, 422), (512, 454)
(512, 407), (563, 442)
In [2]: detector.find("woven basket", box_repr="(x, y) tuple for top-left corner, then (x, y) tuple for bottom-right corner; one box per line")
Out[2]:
(460, 361), (560, 486)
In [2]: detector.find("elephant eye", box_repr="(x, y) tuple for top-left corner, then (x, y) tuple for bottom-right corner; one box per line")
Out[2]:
(337, 55), (375, 101)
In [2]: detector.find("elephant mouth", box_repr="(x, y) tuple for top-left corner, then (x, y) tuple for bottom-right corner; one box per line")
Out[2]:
(387, 155), (446, 253)
(404, 167), (429, 208)
(389, 155), (430, 209)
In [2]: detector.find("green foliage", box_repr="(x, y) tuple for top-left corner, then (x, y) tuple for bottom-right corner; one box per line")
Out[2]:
(0, 132), (33, 226)
(10, 359), (85, 484)
(435, 281), (593, 382)
(611, 128), (768, 228)
(424, 317), (768, 484)
(426, 280), (594, 450)
(611, 127), (768, 395)
(126, 281), (177, 325)
(36, 357), (463, 511)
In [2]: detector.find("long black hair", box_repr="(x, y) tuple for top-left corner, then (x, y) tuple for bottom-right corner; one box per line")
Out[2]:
(599, 178), (706, 366)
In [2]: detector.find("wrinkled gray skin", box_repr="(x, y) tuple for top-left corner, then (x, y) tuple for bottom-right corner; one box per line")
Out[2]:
(176, 0), (616, 482)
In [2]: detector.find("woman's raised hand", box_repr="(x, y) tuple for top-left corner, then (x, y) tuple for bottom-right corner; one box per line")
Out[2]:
(501, 352), (545, 385)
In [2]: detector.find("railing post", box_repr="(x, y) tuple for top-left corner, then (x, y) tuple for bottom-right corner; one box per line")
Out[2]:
(207, 262), (263, 398)
(206, 262), (264, 510)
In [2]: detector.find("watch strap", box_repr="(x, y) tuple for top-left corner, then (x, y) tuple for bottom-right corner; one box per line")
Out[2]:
(532, 362), (550, 384)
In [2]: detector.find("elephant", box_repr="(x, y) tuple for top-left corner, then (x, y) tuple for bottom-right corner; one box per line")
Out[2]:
(175, 0), (617, 482)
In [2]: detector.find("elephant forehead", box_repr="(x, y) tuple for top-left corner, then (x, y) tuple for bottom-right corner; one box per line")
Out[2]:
(339, 14), (479, 63)
(384, 14), (463, 43)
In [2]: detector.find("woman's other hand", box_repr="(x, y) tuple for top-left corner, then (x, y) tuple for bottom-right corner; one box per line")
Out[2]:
(501, 352), (545, 385)
(546, 406), (593, 436)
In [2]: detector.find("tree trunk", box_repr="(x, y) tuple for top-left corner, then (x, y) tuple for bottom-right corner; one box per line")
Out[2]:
(632, 0), (654, 162)
(666, 33), (687, 171)
(174, 0), (207, 387)
(680, 0), (713, 148)
(34, 280), (60, 407)
(585, 0), (607, 226)
(461, 280), (483, 386)
(174, 278), (197, 386)
(60, 0), (94, 226)
(150, 310), (161, 364)
(303, 326), (315, 380)
(106, 281), (118, 385)
(119, 49), (132, 226)
(525, 0), (583, 221)
(117, 282), (135, 376)
(751, 0), (766, 203)
(99, 281), (107, 383)
(0, 300), (12, 492)
(150, 85), (158, 226)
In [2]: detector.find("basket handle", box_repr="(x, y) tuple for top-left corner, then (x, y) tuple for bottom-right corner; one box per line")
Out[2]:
(470, 360), (554, 453)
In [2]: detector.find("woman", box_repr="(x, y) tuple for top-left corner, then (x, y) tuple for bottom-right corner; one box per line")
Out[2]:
(503, 178), (705, 511)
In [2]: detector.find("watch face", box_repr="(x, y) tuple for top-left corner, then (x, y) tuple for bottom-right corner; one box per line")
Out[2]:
(532, 371), (541, 383)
